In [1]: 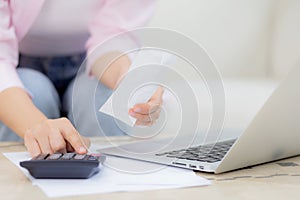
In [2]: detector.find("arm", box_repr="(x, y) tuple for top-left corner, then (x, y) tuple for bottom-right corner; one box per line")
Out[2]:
(0, 2), (88, 157)
(87, 0), (157, 89)
(0, 88), (89, 157)
(0, 88), (46, 136)
(0, 2), (37, 135)
(87, 1), (163, 126)
(91, 51), (131, 90)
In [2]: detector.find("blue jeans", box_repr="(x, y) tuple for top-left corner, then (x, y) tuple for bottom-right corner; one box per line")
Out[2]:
(0, 54), (125, 141)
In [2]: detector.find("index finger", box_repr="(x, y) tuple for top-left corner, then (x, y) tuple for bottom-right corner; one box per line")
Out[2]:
(132, 103), (160, 115)
(56, 118), (87, 154)
(132, 86), (164, 114)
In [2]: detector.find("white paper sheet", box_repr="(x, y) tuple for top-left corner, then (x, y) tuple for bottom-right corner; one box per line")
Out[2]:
(99, 85), (159, 126)
(3, 152), (210, 198)
(99, 50), (175, 127)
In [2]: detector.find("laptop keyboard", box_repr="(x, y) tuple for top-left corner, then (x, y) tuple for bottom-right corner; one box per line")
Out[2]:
(155, 139), (236, 163)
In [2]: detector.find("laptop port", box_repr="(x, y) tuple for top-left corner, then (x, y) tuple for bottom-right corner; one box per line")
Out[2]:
(172, 162), (186, 166)
(189, 164), (197, 169)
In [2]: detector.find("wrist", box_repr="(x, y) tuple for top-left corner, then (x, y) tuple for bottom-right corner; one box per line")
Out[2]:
(91, 51), (131, 89)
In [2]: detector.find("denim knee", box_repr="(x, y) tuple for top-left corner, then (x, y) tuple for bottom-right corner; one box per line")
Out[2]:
(64, 73), (126, 137)
(18, 68), (60, 119)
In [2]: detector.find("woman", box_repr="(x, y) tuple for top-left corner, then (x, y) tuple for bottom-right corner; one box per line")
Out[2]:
(0, 0), (163, 157)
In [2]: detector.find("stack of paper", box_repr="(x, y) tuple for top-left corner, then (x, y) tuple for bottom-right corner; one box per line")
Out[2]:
(4, 152), (210, 198)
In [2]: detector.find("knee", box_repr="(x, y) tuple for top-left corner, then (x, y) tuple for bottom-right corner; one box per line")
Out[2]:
(65, 73), (126, 136)
(17, 68), (60, 119)
(65, 74), (113, 113)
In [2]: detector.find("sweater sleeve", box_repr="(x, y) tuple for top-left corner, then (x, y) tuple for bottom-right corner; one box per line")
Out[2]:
(0, 0), (24, 93)
(85, 0), (157, 73)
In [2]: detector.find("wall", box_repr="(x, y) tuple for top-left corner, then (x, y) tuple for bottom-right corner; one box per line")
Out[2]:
(148, 0), (277, 78)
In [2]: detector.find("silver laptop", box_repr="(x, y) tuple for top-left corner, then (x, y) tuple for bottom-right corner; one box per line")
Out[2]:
(99, 65), (300, 174)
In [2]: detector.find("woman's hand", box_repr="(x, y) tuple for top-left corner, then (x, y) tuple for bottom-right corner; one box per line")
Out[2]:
(129, 87), (164, 126)
(0, 88), (89, 158)
(92, 52), (165, 126)
(24, 118), (90, 157)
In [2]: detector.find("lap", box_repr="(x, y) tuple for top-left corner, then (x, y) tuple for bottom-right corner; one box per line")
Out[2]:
(64, 73), (127, 137)
(0, 67), (126, 141)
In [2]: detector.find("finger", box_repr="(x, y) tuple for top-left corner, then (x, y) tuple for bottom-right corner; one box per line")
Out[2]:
(135, 120), (154, 126)
(57, 118), (87, 154)
(149, 109), (161, 121)
(130, 107), (161, 122)
(148, 86), (164, 104)
(66, 141), (75, 152)
(66, 134), (91, 151)
(65, 136), (91, 152)
(129, 110), (152, 122)
(49, 129), (67, 154)
(36, 131), (54, 155)
(131, 87), (164, 115)
(132, 103), (160, 115)
(132, 87), (164, 114)
(24, 135), (42, 158)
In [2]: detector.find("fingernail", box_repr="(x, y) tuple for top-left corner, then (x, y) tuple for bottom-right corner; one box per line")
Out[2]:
(78, 146), (86, 153)
(134, 108), (141, 112)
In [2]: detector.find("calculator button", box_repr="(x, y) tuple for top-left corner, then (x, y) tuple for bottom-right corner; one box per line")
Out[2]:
(73, 154), (86, 160)
(60, 153), (75, 160)
(89, 153), (101, 157)
(87, 156), (99, 161)
(46, 153), (62, 160)
(33, 154), (49, 160)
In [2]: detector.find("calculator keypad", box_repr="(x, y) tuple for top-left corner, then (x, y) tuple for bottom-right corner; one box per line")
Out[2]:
(20, 152), (105, 179)
(34, 154), (48, 160)
(46, 153), (62, 160)
(73, 154), (87, 160)
(60, 153), (75, 160)
(87, 156), (98, 161)
(32, 153), (101, 161)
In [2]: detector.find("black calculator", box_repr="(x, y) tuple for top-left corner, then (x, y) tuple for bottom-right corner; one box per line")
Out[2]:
(20, 153), (105, 179)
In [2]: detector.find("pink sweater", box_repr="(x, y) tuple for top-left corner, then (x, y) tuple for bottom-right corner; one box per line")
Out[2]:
(0, 0), (155, 92)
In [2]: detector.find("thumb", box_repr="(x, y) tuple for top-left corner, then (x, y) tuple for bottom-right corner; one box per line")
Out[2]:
(148, 86), (164, 104)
